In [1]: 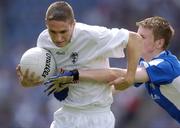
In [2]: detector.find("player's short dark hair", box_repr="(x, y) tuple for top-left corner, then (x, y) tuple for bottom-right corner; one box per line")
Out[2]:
(45, 1), (75, 23)
(136, 16), (174, 49)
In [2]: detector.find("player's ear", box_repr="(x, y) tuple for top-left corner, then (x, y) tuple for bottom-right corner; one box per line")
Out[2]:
(155, 38), (165, 49)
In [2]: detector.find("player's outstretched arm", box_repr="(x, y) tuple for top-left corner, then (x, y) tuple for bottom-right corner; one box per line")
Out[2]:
(43, 68), (123, 94)
(16, 65), (43, 87)
(78, 68), (126, 83)
(79, 67), (149, 90)
(109, 32), (143, 90)
(42, 66), (148, 92)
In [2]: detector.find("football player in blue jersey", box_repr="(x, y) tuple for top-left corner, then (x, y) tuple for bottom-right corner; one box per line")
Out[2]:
(49, 16), (180, 123)
(88, 16), (180, 123)
(110, 16), (180, 123)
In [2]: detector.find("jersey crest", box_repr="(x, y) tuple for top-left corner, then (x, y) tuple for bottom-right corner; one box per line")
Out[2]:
(70, 52), (78, 64)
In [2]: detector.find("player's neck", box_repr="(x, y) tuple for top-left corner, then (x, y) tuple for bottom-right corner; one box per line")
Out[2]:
(142, 50), (162, 62)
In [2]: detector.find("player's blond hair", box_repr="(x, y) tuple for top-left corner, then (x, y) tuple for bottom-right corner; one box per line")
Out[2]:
(136, 16), (174, 49)
(45, 1), (75, 23)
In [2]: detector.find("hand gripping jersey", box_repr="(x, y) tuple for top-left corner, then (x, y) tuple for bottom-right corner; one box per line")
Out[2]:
(37, 22), (129, 111)
(136, 51), (180, 123)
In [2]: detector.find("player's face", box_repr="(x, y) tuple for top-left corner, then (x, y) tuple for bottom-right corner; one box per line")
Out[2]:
(137, 26), (156, 57)
(46, 20), (75, 47)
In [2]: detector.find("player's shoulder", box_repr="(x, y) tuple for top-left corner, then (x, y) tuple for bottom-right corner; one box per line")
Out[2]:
(38, 29), (49, 39)
(75, 22), (108, 35)
(148, 51), (180, 74)
(75, 22), (127, 32)
(149, 51), (177, 65)
(37, 29), (52, 42)
(73, 22), (108, 40)
(141, 52), (170, 69)
(160, 51), (180, 68)
(37, 29), (54, 48)
(75, 22), (128, 39)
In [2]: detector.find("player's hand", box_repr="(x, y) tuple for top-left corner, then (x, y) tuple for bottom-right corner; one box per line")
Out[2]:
(44, 69), (79, 95)
(108, 75), (134, 90)
(16, 65), (43, 87)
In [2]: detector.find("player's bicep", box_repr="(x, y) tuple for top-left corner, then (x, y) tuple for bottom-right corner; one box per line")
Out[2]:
(135, 67), (149, 83)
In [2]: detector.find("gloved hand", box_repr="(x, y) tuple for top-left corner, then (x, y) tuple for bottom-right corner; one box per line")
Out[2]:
(53, 88), (69, 101)
(44, 69), (79, 96)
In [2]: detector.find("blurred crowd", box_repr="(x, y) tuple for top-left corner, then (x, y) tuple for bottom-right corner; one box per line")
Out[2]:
(0, 0), (179, 128)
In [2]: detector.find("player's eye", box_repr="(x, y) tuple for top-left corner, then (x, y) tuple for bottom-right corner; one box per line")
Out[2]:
(49, 30), (56, 34)
(60, 30), (67, 34)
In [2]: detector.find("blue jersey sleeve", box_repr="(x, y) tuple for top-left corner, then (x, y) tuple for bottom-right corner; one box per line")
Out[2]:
(146, 59), (176, 85)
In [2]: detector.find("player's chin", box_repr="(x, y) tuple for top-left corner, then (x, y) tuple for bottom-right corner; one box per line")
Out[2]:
(54, 42), (67, 47)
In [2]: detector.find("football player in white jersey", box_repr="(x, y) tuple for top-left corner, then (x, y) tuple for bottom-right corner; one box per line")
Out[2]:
(57, 16), (180, 124)
(16, 1), (143, 128)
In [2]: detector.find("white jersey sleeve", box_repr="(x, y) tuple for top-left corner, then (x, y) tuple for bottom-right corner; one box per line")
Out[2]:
(75, 23), (129, 58)
(37, 29), (57, 49)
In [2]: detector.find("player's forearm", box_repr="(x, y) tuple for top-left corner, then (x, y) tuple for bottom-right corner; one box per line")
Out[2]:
(79, 68), (127, 83)
(126, 32), (143, 83)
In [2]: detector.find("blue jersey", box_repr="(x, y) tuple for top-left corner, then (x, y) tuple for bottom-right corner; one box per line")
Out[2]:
(135, 50), (180, 123)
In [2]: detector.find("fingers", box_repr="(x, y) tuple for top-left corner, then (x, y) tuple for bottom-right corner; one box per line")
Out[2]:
(44, 84), (55, 93)
(17, 66), (42, 87)
(59, 76), (73, 84)
(44, 79), (70, 96)
(44, 85), (56, 96)
(16, 65), (23, 80)
(34, 76), (43, 85)
(56, 84), (69, 92)
(108, 77), (124, 86)
(115, 84), (129, 90)
(108, 77), (131, 91)
(44, 83), (66, 96)
(24, 69), (29, 79)
(43, 71), (75, 96)
(47, 88), (56, 96)
(45, 76), (73, 85)
(30, 72), (35, 80)
(16, 64), (42, 87)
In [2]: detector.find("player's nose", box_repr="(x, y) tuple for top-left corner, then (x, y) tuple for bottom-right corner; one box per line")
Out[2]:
(56, 34), (64, 42)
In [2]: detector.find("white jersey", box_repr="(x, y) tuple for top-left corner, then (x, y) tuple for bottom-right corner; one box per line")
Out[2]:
(37, 22), (129, 111)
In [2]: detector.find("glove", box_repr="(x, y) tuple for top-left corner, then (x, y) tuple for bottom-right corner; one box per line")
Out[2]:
(54, 87), (69, 101)
(44, 69), (79, 96)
